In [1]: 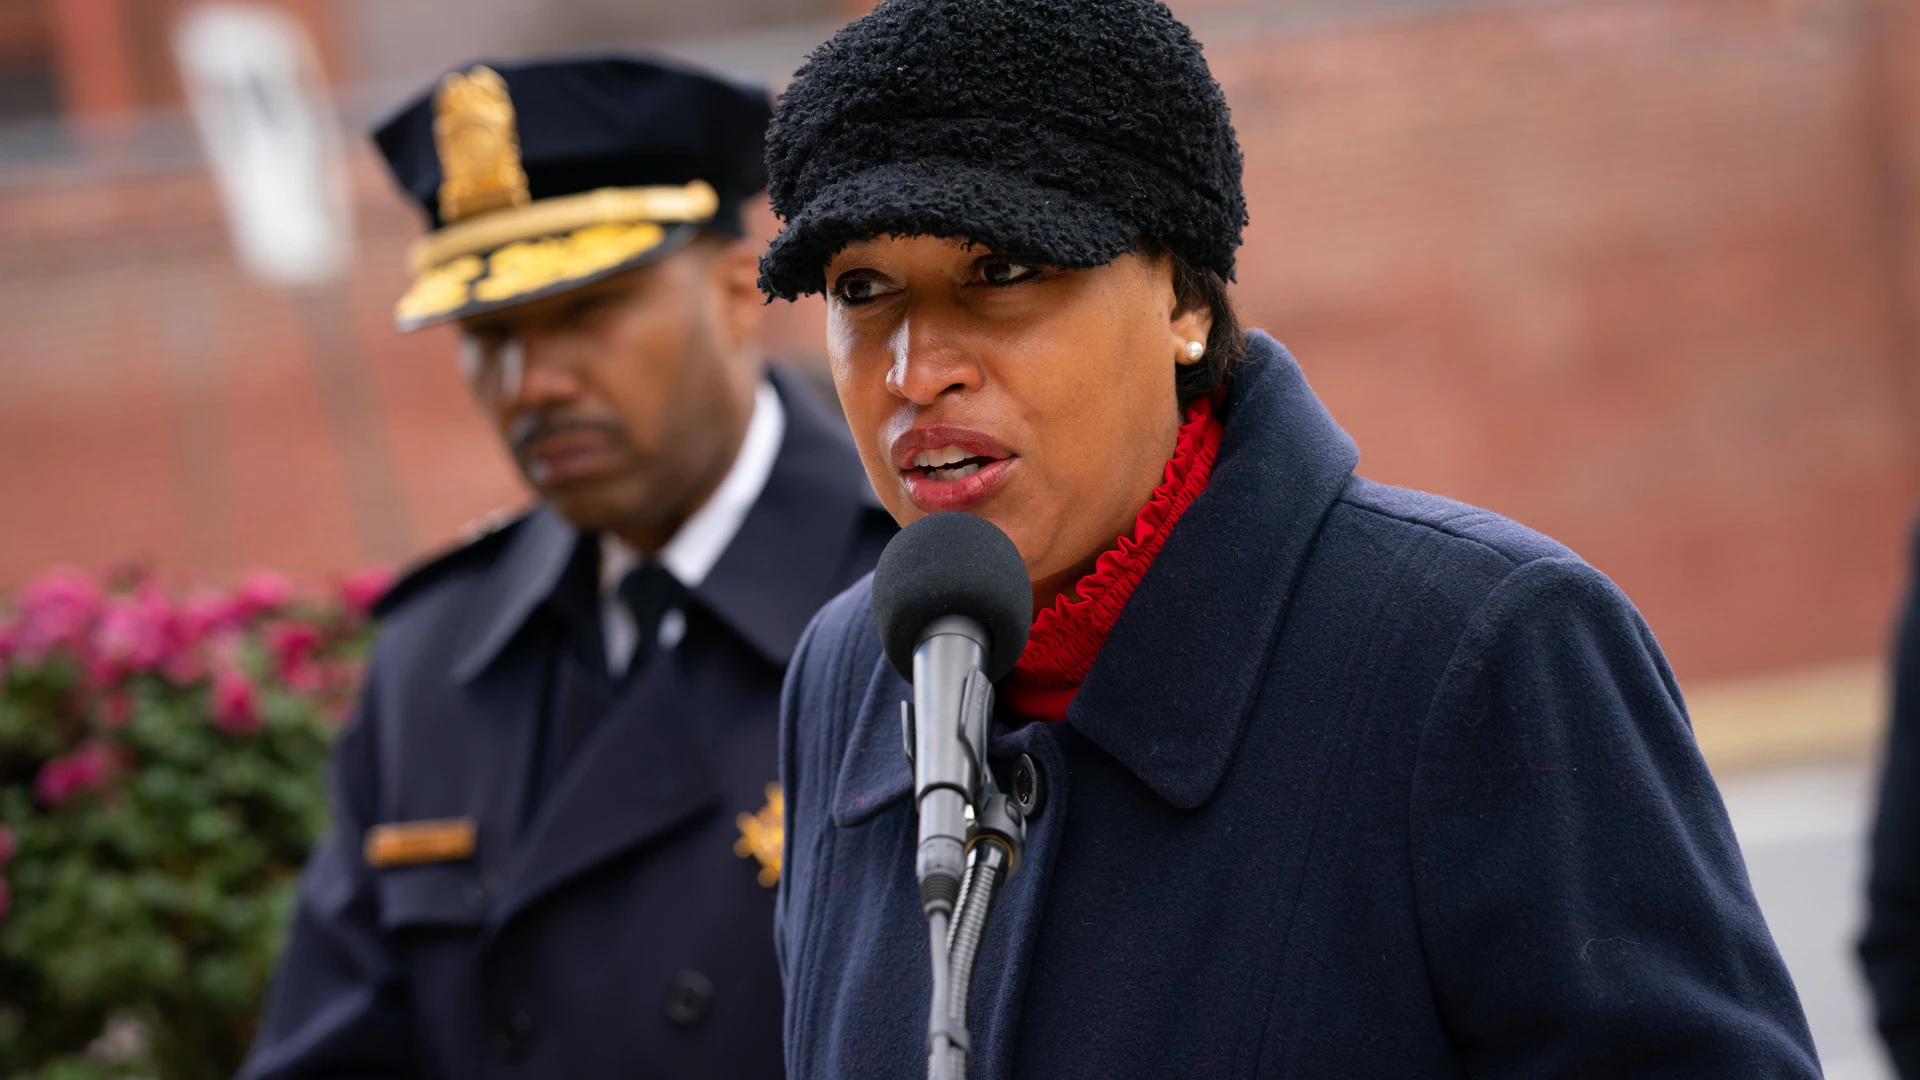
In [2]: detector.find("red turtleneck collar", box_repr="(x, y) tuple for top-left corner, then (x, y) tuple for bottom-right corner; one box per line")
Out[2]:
(1001, 389), (1226, 722)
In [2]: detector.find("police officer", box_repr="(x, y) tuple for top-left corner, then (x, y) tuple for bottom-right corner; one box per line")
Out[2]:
(239, 56), (892, 1079)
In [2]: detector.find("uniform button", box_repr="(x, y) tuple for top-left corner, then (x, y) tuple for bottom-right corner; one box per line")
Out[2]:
(1012, 754), (1046, 820)
(664, 970), (714, 1028)
(490, 1008), (535, 1061)
(464, 871), (499, 912)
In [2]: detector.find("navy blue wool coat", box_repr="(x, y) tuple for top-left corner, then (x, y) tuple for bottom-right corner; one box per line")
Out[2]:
(241, 371), (893, 1080)
(777, 333), (1820, 1078)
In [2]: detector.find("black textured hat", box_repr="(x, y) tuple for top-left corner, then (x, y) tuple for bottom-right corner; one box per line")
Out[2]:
(374, 55), (771, 330)
(758, 0), (1245, 300)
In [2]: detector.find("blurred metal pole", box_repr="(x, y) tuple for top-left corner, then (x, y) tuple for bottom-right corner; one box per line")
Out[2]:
(161, 270), (237, 574)
(292, 285), (414, 565)
(177, 4), (414, 565)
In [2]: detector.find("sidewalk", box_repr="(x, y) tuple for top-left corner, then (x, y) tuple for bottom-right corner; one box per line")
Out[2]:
(1724, 761), (1891, 1079)
(1696, 658), (1895, 1078)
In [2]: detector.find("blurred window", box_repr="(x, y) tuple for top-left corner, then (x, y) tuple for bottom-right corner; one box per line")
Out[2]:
(0, 0), (57, 122)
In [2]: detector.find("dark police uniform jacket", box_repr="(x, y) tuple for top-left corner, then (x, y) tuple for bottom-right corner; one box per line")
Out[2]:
(1863, 525), (1920, 1078)
(241, 369), (892, 1079)
(778, 333), (1821, 1078)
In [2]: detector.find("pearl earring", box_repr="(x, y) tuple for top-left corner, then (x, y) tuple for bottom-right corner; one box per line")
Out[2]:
(1184, 340), (1206, 362)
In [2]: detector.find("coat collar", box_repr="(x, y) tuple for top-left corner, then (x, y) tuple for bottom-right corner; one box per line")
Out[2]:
(451, 367), (878, 683)
(831, 333), (1358, 822)
(697, 367), (883, 666)
(451, 505), (577, 684)
(1069, 332), (1358, 808)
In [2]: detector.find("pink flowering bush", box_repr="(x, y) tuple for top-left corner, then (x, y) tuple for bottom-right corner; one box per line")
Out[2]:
(0, 565), (387, 1079)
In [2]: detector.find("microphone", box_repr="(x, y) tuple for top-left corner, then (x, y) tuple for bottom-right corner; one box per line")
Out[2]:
(871, 512), (1031, 1080)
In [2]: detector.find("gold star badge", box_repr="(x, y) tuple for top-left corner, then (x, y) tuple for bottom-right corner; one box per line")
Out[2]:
(734, 783), (783, 888)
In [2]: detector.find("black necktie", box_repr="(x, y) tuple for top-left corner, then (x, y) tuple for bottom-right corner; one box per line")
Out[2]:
(619, 562), (688, 678)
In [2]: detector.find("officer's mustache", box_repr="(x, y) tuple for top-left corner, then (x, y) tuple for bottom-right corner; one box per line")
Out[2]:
(508, 414), (632, 461)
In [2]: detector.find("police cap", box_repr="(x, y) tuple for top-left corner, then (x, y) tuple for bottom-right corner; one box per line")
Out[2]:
(375, 55), (772, 331)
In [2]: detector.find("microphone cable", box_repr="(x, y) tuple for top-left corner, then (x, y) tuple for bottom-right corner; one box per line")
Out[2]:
(930, 831), (1015, 1080)
(929, 908), (964, 1080)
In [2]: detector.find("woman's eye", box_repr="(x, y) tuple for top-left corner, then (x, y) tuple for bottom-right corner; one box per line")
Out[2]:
(980, 259), (1037, 286)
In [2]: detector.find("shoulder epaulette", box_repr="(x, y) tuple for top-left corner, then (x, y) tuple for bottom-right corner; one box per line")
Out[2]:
(372, 505), (533, 618)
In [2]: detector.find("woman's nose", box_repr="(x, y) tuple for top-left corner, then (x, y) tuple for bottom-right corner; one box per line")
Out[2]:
(885, 318), (984, 405)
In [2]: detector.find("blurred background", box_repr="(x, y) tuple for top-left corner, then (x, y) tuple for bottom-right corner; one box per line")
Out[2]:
(0, 0), (1916, 1074)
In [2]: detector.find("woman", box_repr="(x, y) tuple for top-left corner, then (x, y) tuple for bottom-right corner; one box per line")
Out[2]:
(763, 1), (1819, 1076)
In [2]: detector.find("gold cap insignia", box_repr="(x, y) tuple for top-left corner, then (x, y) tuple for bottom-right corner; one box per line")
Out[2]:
(393, 65), (727, 330)
(734, 783), (784, 888)
(433, 66), (530, 224)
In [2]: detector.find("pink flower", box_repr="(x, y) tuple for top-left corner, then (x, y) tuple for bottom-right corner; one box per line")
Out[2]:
(163, 591), (234, 685)
(100, 689), (132, 729)
(161, 652), (203, 688)
(12, 567), (102, 660)
(85, 655), (124, 691)
(267, 622), (323, 691)
(228, 570), (294, 624)
(210, 668), (261, 736)
(339, 567), (395, 618)
(267, 622), (319, 669)
(175, 589), (232, 641)
(93, 585), (178, 675)
(35, 742), (121, 807)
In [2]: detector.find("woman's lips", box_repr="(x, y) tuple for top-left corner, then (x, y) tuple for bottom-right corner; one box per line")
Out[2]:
(902, 456), (1015, 513)
(891, 426), (1016, 514)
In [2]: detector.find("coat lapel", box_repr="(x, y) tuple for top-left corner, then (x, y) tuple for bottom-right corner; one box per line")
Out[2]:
(1069, 333), (1361, 808)
(830, 659), (915, 827)
(696, 367), (890, 667)
(457, 635), (552, 864)
(451, 507), (579, 685)
(493, 659), (721, 929)
(420, 508), (578, 861)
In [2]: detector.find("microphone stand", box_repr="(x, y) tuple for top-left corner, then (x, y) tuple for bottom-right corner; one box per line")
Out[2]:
(905, 617), (1026, 1080)
(938, 795), (1021, 1080)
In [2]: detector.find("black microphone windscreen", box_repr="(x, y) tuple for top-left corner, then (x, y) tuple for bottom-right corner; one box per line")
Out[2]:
(871, 513), (1032, 682)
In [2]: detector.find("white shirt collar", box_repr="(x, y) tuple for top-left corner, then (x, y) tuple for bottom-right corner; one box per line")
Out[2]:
(598, 380), (786, 674)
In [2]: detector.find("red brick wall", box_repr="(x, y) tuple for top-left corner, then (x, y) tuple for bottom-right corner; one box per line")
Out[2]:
(1206, 0), (1920, 675)
(43, 0), (340, 118)
(2, 0), (1916, 682)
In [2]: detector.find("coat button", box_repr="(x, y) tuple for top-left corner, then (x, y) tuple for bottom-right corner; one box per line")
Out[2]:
(464, 871), (498, 912)
(490, 1008), (535, 1061)
(664, 970), (714, 1028)
(1012, 754), (1046, 820)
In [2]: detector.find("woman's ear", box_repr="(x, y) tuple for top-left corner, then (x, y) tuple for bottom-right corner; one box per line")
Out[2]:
(1171, 293), (1214, 368)
(1145, 250), (1213, 368)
